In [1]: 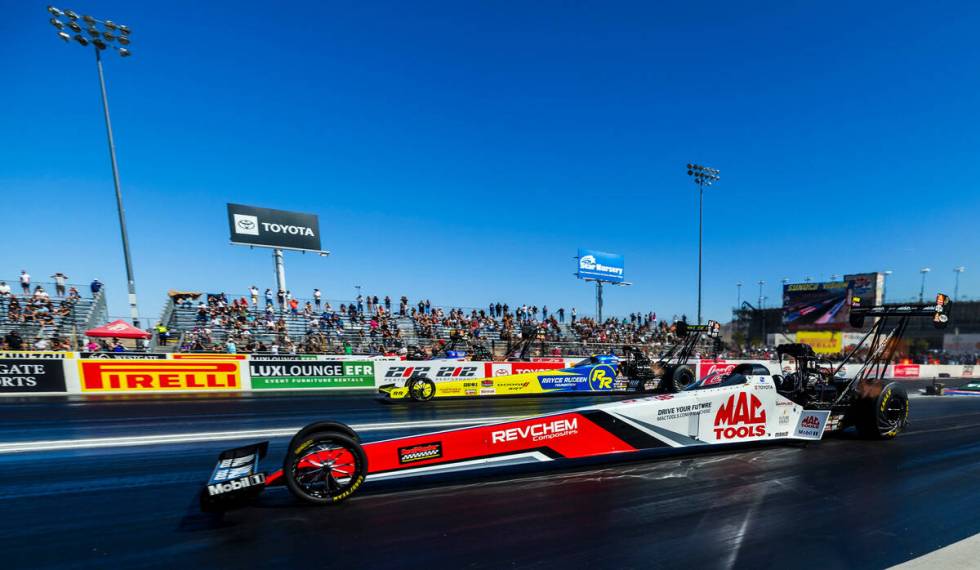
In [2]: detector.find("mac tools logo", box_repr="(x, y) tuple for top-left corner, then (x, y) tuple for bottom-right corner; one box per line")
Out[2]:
(579, 255), (597, 271)
(713, 392), (767, 439)
(233, 214), (259, 236)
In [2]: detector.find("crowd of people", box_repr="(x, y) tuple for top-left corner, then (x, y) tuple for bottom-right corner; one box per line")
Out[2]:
(0, 271), (105, 339)
(166, 287), (682, 356)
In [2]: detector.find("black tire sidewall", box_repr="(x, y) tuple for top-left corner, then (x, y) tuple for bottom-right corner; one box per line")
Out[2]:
(283, 431), (367, 505)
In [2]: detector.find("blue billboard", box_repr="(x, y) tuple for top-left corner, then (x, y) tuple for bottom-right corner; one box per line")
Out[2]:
(576, 249), (624, 283)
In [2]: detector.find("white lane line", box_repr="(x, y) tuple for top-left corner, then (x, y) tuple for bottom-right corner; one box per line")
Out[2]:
(889, 532), (980, 569)
(0, 416), (518, 454)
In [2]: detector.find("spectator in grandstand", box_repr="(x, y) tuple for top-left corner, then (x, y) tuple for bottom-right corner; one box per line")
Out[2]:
(357, 294), (364, 312)
(19, 270), (30, 295)
(277, 289), (286, 308)
(249, 285), (259, 307)
(85, 339), (99, 352)
(226, 338), (237, 354)
(558, 307), (565, 323)
(50, 272), (68, 296)
(571, 307), (577, 324)
(4, 330), (23, 350)
(111, 338), (126, 352)
(264, 288), (273, 307)
(90, 279), (103, 295)
(289, 298), (300, 316)
(0, 281), (8, 298)
(314, 288), (321, 309)
(384, 295), (391, 312)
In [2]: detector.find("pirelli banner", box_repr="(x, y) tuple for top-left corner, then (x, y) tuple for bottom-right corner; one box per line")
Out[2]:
(77, 359), (245, 393)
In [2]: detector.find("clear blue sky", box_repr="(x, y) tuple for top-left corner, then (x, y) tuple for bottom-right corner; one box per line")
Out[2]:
(1, 0), (978, 324)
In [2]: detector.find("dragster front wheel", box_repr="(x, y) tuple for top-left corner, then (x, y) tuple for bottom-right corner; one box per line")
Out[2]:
(283, 431), (367, 505)
(407, 377), (436, 401)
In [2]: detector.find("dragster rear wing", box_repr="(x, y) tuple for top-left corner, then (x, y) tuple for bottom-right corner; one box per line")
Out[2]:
(849, 293), (951, 329)
(675, 320), (721, 339)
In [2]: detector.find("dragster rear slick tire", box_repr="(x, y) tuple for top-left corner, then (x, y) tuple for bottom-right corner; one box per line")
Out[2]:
(284, 431), (368, 505)
(854, 382), (909, 439)
(661, 364), (696, 393)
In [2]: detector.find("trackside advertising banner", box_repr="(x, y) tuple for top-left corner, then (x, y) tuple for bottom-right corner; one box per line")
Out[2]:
(0, 359), (67, 393)
(250, 360), (375, 389)
(78, 359), (243, 392)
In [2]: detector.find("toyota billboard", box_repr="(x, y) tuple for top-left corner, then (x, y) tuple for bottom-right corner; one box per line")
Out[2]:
(227, 203), (322, 252)
(576, 249), (624, 283)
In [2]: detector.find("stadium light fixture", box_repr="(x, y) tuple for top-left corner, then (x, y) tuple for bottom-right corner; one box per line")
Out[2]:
(50, 17), (64, 29)
(919, 267), (931, 302)
(44, 6), (141, 327)
(830, 274), (840, 281)
(687, 163), (720, 325)
(954, 266), (966, 300)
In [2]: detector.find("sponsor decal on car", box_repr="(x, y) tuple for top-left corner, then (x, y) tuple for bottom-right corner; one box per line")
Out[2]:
(491, 417), (579, 444)
(794, 412), (828, 438)
(713, 393), (767, 439)
(398, 441), (443, 464)
(207, 473), (266, 496)
(79, 360), (241, 391)
(481, 379), (494, 388)
(587, 365), (616, 390)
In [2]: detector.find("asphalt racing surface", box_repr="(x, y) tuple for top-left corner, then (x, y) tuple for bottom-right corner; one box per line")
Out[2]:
(3, 391), (980, 569)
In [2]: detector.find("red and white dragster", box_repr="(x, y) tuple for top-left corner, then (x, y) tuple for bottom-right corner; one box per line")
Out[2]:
(201, 366), (855, 510)
(199, 295), (946, 510)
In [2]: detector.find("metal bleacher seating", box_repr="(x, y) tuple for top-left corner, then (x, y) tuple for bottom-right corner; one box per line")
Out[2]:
(0, 282), (107, 348)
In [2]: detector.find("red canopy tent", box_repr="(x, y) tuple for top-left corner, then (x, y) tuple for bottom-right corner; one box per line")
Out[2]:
(85, 320), (151, 339)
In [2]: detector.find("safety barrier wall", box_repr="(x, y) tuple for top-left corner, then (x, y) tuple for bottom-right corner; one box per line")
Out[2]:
(0, 351), (975, 396)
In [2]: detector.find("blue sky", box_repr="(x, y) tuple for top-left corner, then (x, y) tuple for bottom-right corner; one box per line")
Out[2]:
(1, 0), (978, 324)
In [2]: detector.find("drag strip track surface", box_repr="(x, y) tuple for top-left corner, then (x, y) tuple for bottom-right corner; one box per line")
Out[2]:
(2, 395), (980, 569)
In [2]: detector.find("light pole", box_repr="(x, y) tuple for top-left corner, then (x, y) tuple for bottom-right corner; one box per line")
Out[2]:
(882, 270), (892, 303)
(919, 267), (931, 302)
(736, 282), (742, 308)
(47, 7), (140, 326)
(687, 163), (720, 324)
(757, 280), (765, 307)
(954, 266), (966, 300)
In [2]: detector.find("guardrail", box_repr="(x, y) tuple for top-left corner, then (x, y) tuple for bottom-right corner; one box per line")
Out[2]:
(0, 351), (974, 396)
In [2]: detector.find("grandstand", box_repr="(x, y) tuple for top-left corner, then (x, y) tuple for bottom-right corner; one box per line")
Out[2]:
(0, 279), (108, 350)
(156, 290), (667, 357)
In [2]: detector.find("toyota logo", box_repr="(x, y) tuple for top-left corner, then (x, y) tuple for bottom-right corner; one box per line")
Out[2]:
(238, 219), (256, 230)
